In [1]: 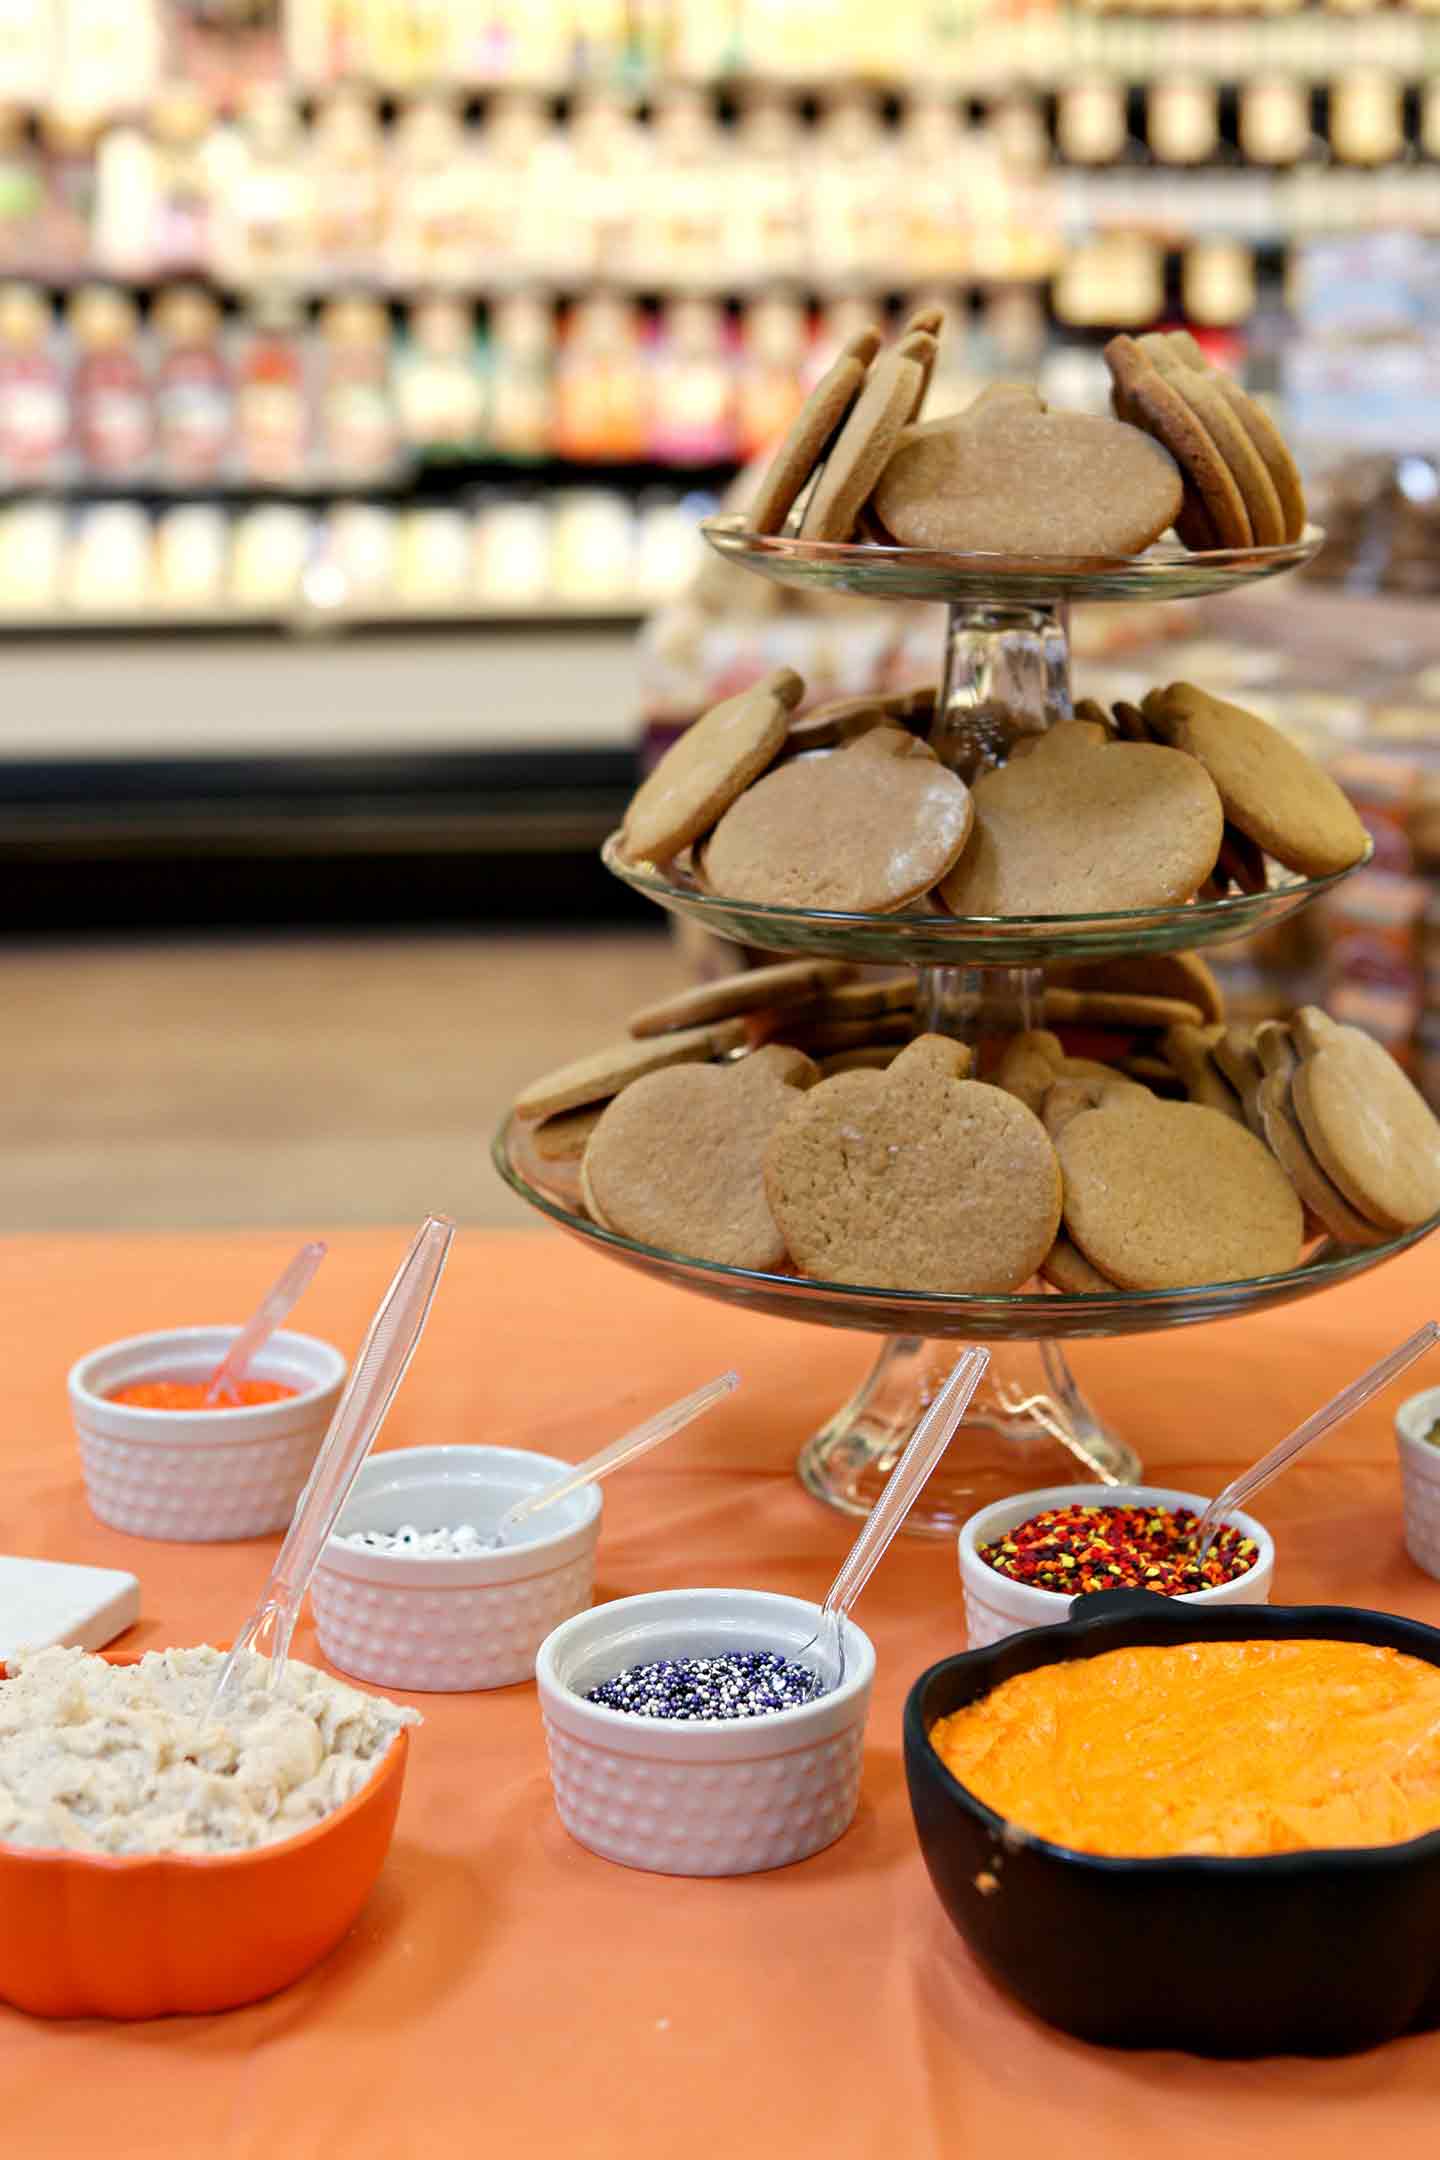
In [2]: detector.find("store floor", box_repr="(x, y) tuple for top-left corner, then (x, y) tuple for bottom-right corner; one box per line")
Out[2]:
(3, 930), (683, 1232)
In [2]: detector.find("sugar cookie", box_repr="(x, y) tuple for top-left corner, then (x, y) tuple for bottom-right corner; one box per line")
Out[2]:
(514, 1019), (747, 1121)
(1141, 682), (1368, 879)
(873, 402), (1182, 558)
(800, 334), (935, 543)
(1290, 1022), (1440, 1232)
(621, 667), (803, 867)
(705, 726), (973, 913)
(1255, 1070), (1387, 1250)
(938, 722), (1222, 917)
(1058, 1096), (1304, 1290)
(764, 1035), (1059, 1293)
(628, 958), (853, 1038)
(582, 1044), (819, 1270)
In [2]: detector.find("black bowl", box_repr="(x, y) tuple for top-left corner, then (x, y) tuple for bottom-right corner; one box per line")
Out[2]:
(903, 1588), (1440, 2057)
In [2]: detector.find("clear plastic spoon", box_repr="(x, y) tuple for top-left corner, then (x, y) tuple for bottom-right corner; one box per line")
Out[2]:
(1193, 1318), (1439, 1565)
(202, 1239), (328, 1407)
(206, 1215), (455, 1721)
(799, 1346), (991, 1690)
(488, 1369), (739, 1546)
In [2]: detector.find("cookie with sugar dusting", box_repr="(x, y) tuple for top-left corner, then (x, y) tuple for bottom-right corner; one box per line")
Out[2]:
(764, 1034), (1060, 1293)
(872, 402), (1182, 558)
(620, 667), (803, 867)
(582, 1044), (819, 1271)
(514, 1019), (747, 1121)
(938, 721), (1222, 917)
(705, 726), (973, 914)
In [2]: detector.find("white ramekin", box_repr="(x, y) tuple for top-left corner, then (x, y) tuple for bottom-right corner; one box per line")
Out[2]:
(535, 1586), (875, 1877)
(959, 1482), (1276, 1649)
(312, 1445), (602, 1692)
(68, 1326), (347, 1543)
(1396, 1386), (1440, 1582)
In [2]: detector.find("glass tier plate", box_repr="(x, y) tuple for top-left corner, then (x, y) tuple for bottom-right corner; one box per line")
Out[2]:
(494, 1118), (1437, 1345)
(701, 517), (1324, 605)
(603, 833), (1369, 968)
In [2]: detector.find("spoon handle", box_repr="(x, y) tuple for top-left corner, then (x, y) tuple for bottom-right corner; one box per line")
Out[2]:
(497, 1370), (738, 1539)
(207, 1216), (454, 1718)
(202, 1240), (328, 1407)
(821, 1347), (990, 1627)
(1194, 1318), (1438, 1558)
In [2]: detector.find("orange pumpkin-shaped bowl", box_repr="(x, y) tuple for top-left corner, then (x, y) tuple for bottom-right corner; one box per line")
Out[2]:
(0, 1652), (410, 2019)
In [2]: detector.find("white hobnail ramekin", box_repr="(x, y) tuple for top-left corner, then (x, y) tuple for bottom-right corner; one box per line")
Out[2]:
(959, 1483), (1276, 1649)
(68, 1326), (347, 1543)
(535, 1586), (875, 1877)
(312, 1445), (602, 1692)
(1396, 1386), (1440, 1582)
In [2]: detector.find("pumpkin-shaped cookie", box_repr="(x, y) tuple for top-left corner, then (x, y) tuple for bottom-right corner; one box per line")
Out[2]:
(582, 1045), (818, 1270)
(764, 1035), (1061, 1293)
(1057, 1095), (1304, 1290)
(705, 727), (973, 913)
(872, 403), (1182, 558)
(938, 722), (1223, 917)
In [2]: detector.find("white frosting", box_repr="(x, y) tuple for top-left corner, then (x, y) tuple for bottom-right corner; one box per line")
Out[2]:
(0, 1644), (417, 1856)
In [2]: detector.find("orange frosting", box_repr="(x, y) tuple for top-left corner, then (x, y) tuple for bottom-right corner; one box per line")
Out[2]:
(930, 1640), (1440, 1858)
(109, 1379), (299, 1410)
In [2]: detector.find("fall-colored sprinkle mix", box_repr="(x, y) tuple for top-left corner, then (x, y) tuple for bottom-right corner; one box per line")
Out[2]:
(978, 1503), (1259, 1597)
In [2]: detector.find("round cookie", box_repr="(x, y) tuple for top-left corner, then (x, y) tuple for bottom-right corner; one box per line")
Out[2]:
(1050, 950), (1225, 1025)
(938, 722), (1223, 917)
(1041, 1072), (1148, 1140)
(1041, 1235), (1119, 1295)
(799, 333), (934, 543)
(1212, 1023), (1267, 1137)
(1211, 375), (1306, 543)
(620, 666), (803, 867)
(1138, 335), (1286, 547)
(784, 695), (889, 755)
(1057, 1096), (1305, 1290)
(705, 726), (974, 914)
(1042, 987), (1206, 1031)
(1105, 336), (1251, 548)
(816, 1045), (905, 1076)
(514, 1019), (748, 1121)
(1255, 1069), (1387, 1250)
(510, 1103), (605, 1213)
(1289, 1025), (1440, 1232)
(1141, 682), (1369, 879)
(1213, 822), (1270, 895)
(995, 1028), (1067, 1114)
(1162, 1021), (1245, 1120)
(764, 1034), (1061, 1293)
(872, 402), (1182, 558)
(747, 345), (870, 537)
(582, 1044), (819, 1271)
(628, 957), (853, 1039)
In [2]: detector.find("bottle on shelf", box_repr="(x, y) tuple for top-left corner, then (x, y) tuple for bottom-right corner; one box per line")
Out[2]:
(648, 297), (736, 468)
(0, 106), (44, 275)
(217, 83), (311, 291)
(395, 296), (486, 459)
(152, 282), (232, 488)
(69, 284), (151, 483)
(0, 281), (67, 486)
(487, 292), (554, 461)
(316, 293), (400, 485)
(235, 291), (309, 486)
(309, 85), (385, 285)
(385, 94), (478, 291)
(551, 294), (647, 464)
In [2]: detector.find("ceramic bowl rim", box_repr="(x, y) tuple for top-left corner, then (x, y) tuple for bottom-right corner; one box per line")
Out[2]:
(958, 1482), (1275, 1621)
(319, 1443), (603, 1578)
(536, 1586), (876, 1740)
(67, 1326), (347, 1434)
(0, 1651), (411, 1871)
(1395, 1384), (1440, 1455)
(906, 1597), (1440, 1879)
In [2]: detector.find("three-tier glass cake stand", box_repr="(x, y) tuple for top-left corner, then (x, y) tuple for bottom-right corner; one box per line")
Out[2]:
(496, 515), (1438, 1536)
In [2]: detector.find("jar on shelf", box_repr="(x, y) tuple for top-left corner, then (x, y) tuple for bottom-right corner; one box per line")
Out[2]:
(69, 284), (151, 483)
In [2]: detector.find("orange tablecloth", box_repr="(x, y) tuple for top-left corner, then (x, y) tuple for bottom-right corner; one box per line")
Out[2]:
(4, 1226), (1440, 2158)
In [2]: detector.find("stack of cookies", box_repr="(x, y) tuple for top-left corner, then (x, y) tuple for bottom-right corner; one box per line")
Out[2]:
(739, 309), (1306, 560)
(617, 667), (1369, 916)
(508, 961), (1440, 1299)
